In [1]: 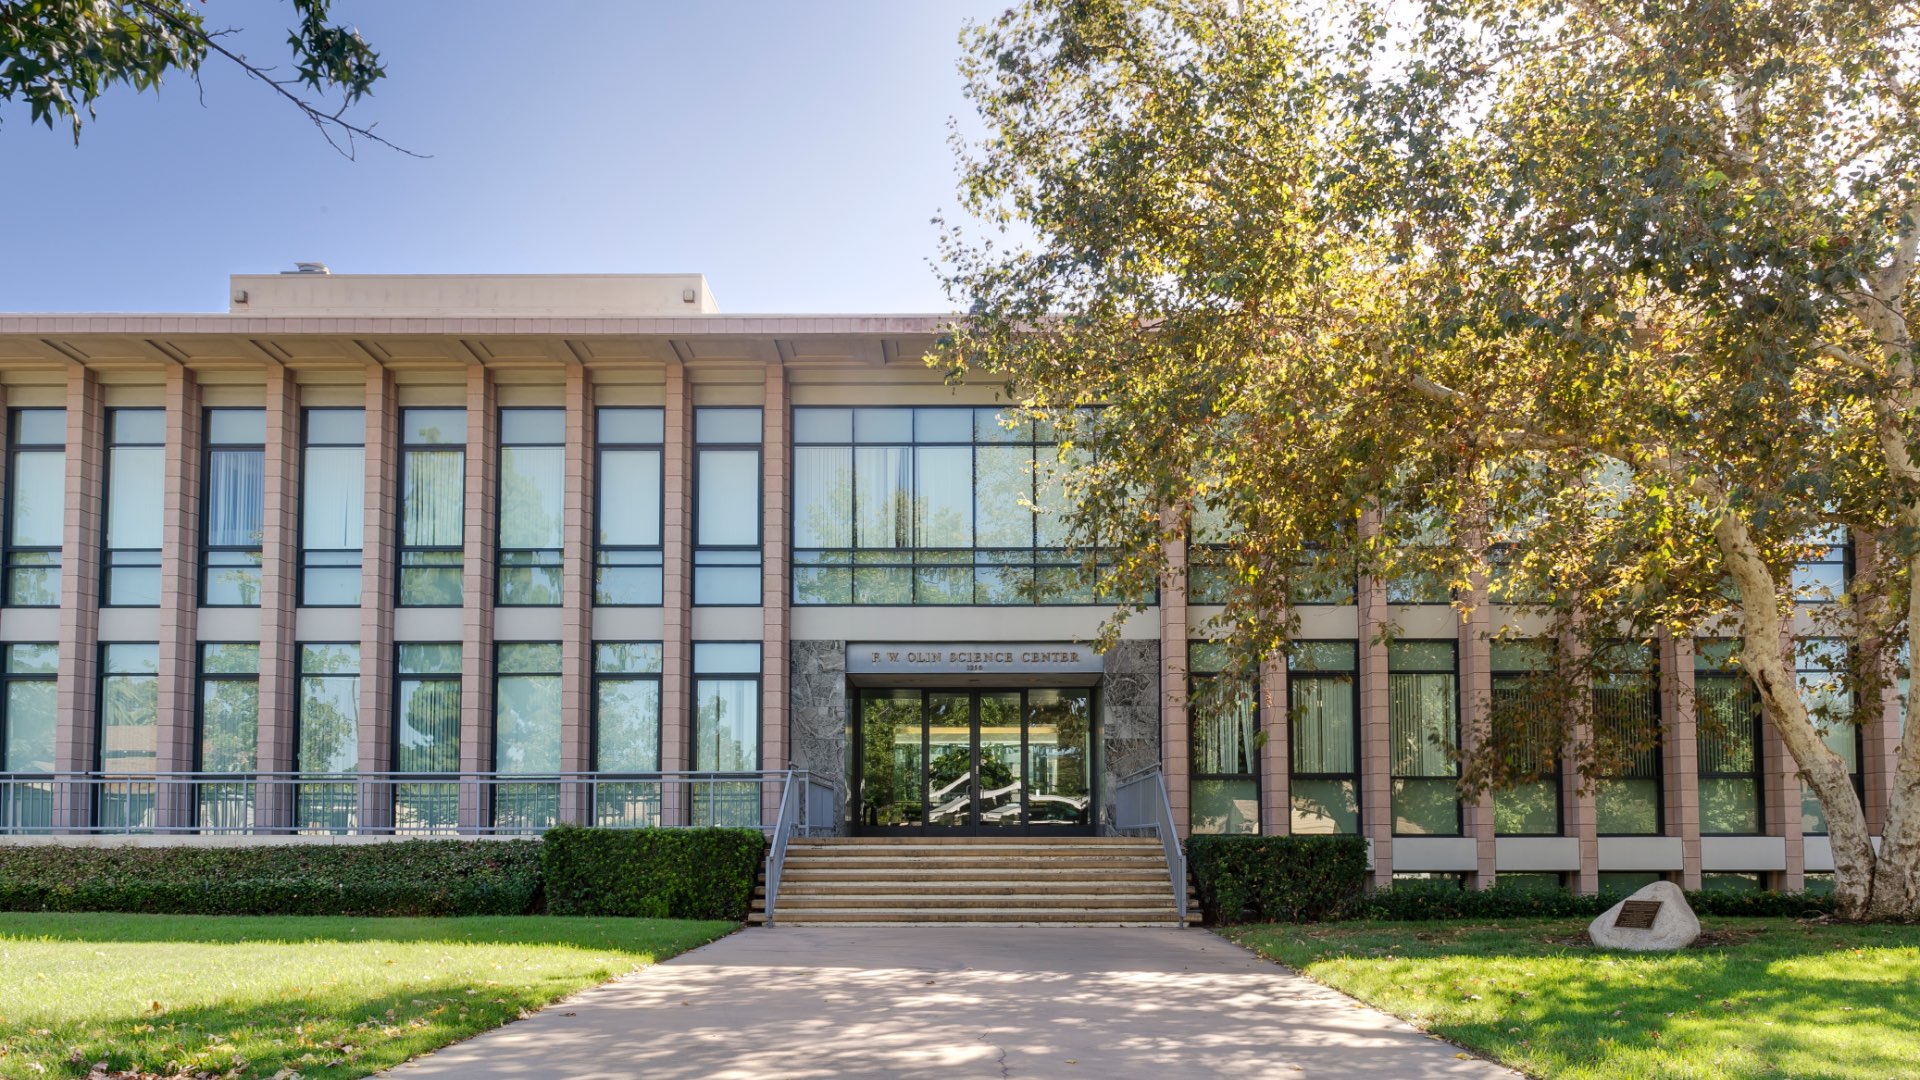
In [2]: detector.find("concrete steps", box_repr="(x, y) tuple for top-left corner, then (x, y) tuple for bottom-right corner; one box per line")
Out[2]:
(753, 836), (1184, 927)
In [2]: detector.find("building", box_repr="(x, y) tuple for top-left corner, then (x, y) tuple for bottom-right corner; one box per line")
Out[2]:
(0, 272), (1895, 894)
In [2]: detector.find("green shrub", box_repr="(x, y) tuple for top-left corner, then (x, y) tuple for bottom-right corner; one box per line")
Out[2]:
(1359, 882), (1836, 921)
(541, 826), (764, 921)
(1184, 834), (1369, 925)
(0, 840), (542, 916)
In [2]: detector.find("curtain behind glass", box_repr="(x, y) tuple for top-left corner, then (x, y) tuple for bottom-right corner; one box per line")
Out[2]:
(403, 450), (464, 547)
(106, 446), (164, 549)
(1389, 674), (1456, 777)
(1193, 679), (1256, 774)
(302, 446), (365, 549)
(205, 449), (265, 547)
(793, 447), (852, 548)
(500, 446), (565, 549)
(200, 679), (259, 773)
(1292, 676), (1356, 773)
(854, 446), (910, 549)
(695, 679), (758, 770)
(397, 680), (460, 773)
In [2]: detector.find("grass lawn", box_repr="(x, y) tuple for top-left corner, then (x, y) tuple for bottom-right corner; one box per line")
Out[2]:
(1223, 917), (1920, 1080)
(0, 913), (735, 1079)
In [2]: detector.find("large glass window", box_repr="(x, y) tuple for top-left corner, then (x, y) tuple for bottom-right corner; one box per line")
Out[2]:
(693, 642), (760, 825)
(300, 409), (365, 606)
(5, 408), (65, 607)
(1190, 642), (1258, 834)
(594, 408), (664, 605)
(103, 409), (164, 606)
(1594, 643), (1662, 835)
(1793, 527), (1848, 603)
(399, 409), (467, 606)
(1289, 641), (1359, 833)
(792, 406), (1116, 605)
(695, 408), (762, 605)
(202, 408), (265, 606)
(0, 644), (57, 830)
(395, 643), (461, 832)
(494, 642), (561, 830)
(593, 642), (663, 826)
(98, 643), (158, 829)
(1799, 639), (1862, 835)
(296, 643), (360, 832)
(1492, 640), (1562, 836)
(1695, 641), (1763, 836)
(498, 410), (565, 606)
(1390, 640), (1461, 835)
(197, 643), (259, 829)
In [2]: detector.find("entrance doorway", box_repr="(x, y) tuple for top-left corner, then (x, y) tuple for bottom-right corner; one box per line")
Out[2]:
(855, 688), (1094, 833)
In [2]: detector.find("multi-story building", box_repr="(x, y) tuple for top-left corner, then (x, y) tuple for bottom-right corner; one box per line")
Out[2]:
(0, 272), (1896, 893)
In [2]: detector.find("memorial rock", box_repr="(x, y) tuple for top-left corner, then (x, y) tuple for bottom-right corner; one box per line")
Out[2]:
(1588, 880), (1700, 951)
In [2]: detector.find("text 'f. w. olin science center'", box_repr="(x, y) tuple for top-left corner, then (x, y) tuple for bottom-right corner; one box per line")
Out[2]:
(0, 272), (1898, 919)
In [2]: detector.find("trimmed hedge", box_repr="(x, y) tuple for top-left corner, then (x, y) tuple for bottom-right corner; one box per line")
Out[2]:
(541, 826), (765, 921)
(0, 840), (543, 916)
(1185, 834), (1370, 925)
(1359, 881), (1837, 921)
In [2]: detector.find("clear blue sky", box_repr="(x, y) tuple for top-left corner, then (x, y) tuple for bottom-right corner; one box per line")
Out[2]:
(2, 1), (1006, 314)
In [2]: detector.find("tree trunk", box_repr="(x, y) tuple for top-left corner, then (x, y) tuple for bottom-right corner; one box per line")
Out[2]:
(1864, 559), (1920, 920)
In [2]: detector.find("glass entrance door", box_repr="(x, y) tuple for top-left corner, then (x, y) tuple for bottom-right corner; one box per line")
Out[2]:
(857, 687), (1093, 833)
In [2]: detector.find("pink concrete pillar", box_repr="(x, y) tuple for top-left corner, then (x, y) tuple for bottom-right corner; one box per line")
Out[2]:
(1765, 714), (1807, 892)
(761, 365), (791, 824)
(358, 367), (398, 830)
(560, 366), (595, 825)
(458, 365), (497, 830)
(153, 368), (201, 829)
(1660, 632), (1702, 889)
(1259, 654), (1290, 835)
(660, 366), (693, 824)
(53, 368), (105, 828)
(1459, 591), (1497, 889)
(1356, 517), (1393, 887)
(1159, 516), (1190, 837)
(1562, 633), (1599, 894)
(256, 366), (300, 829)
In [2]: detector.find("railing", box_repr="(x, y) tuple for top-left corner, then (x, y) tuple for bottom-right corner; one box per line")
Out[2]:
(759, 770), (839, 926)
(0, 770), (809, 836)
(1111, 763), (1189, 926)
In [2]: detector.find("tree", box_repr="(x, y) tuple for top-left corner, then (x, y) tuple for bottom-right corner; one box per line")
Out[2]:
(1, 0), (397, 155)
(938, 0), (1920, 919)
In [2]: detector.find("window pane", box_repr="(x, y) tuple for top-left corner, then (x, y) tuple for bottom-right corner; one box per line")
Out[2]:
(914, 408), (973, 443)
(306, 409), (364, 445)
(1596, 779), (1661, 834)
(497, 671), (561, 773)
(500, 445), (565, 549)
(200, 675), (259, 773)
(595, 642), (662, 674)
(403, 409), (466, 445)
(208, 409), (265, 445)
(1193, 680), (1256, 775)
(694, 678), (758, 770)
(399, 643), (462, 674)
(396, 678), (460, 773)
(6, 644), (56, 673)
(853, 407), (912, 443)
(403, 450), (465, 547)
(100, 649), (159, 774)
(1290, 641), (1358, 672)
(499, 409), (563, 444)
(1192, 779), (1259, 835)
(205, 449), (265, 547)
(9, 450), (65, 547)
(1291, 779), (1359, 834)
(855, 446), (910, 549)
(696, 408), (762, 443)
(303, 446), (365, 549)
(14, 410), (65, 445)
(106, 446), (164, 549)
(201, 643), (259, 674)
(794, 447), (853, 548)
(4, 678), (57, 772)
(1702, 778), (1761, 835)
(914, 446), (973, 548)
(297, 648), (360, 773)
(1390, 672), (1456, 777)
(694, 642), (760, 673)
(697, 450), (760, 546)
(1291, 675), (1355, 773)
(598, 449), (661, 546)
(596, 680), (661, 771)
(974, 445), (1033, 548)
(598, 407), (663, 444)
(498, 642), (561, 673)
(1494, 781), (1560, 835)
(793, 408), (851, 443)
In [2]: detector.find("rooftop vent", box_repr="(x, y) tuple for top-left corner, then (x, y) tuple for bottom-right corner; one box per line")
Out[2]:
(283, 262), (332, 275)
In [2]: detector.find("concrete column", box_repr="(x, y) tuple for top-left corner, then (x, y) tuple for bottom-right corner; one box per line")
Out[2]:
(358, 367), (397, 830)
(1159, 515), (1190, 837)
(1356, 517), (1393, 887)
(458, 365), (497, 830)
(1863, 679), (1901, 836)
(53, 367), (105, 829)
(660, 365), (693, 824)
(1562, 633), (1598, 894)
(1259, 654), (1290, 835)
(153, 367), (199, 829)
(1765, 713), (1806, 891)
(1459, 589), (1497, 889)
(761, 365), (791, 824)
(1660, 632), (1702, 889)
(559, 366), (595, 825)
(256, 366), (300, 829)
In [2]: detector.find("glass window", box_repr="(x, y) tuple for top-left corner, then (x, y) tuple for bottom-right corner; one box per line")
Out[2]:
(1190, 643), (1258, 835)
(395, 642), (461, 832)
(497, 409), (565, 606)
(1695, 641), (1763, 835)
(594, 642), (664, 826)
(0, 644), (58, 831)
(494, 642), (561, 830)
(6, 408), (65, 607)
(1792, 527), (1848, 603)
(1491, 641), (1562, 836)
(595, 407), (664, 606)
(1390, 640), (1461, 835)
(692, 643), (760, 824)
(399, 409), (466, 607)
(1594, 643), (1662, 835)
(296, 643), (360, 833)
(1289, 641), (1359, 834)
(1799, 639), (1861, 835)
(98, 643), (158, 829)
(103, 408), (164, 606)
(301, 409), (365, 606)
(202, 408), (265, 606)
(197, 643), (259, 829)
(694, 407), (762, 605)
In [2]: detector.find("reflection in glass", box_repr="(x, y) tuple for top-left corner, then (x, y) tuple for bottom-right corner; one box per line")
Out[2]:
(859, 691), (923, 828)
(396, 643), (460, 833)
(925, 693), (973, 828)
(297, 643), (360, 832)
(1025, 689), (1089, 825)
(400, 410), (465, 606)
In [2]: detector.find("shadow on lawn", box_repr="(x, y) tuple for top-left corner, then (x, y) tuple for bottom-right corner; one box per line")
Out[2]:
(0, 911), (736, 951)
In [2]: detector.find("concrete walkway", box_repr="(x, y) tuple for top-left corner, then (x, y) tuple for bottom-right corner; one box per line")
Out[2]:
(384, 927), (1519, 1079)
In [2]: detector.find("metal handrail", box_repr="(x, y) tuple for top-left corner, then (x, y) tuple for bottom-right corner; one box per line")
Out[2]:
(1111, 763), (1189, 926)
(761, 768), (801, 925)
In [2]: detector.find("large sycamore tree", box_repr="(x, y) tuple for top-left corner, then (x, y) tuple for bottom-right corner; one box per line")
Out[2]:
(939, 0), (1920, 919)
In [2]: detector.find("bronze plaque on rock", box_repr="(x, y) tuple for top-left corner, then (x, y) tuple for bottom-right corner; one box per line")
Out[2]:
(1613, 900), (1663, 930)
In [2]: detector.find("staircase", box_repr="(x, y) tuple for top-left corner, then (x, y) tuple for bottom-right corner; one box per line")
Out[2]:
(751, 835), (1184, 926)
